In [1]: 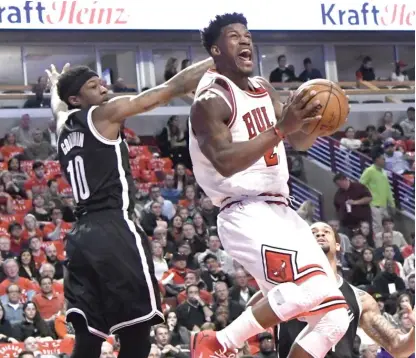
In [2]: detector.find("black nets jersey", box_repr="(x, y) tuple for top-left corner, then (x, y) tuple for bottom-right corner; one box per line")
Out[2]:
(277, 276), (362, 358)
(57, 106), (136, 217)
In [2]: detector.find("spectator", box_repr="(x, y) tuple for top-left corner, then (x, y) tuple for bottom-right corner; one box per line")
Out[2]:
(181, 59), (191, 70)
(9, 222), (23, 255)
(360, 151), (396, 233)
(374, 217), (407, 249)
(345, 233), (367, 268)
(296, 200), (314, 225)
(54, 301), (74, 340)
(0, 133), (24, 161)
(28, 196), (50, 222)
(360, 125), (383, 156)
(10, 114), (33, 148)
(142, 201), (169, 236)
(198, 235), (234, 275)
(390, 61), (409, 82)
(403, 250), (415, 277)
(213, 305), (230, 330)
(121, 123), (141, 145)
(45, 244), (64, 280)
(0, 183), (13, 215)
(1, 170), (27, 199)
(269, 55), (296, 83)
(0, 259), (37, 301)
(22, 214), (43, 243)
(333, 173), (372, 235)
(112, 77), (136, 93)
(212, 281), (243, 322)
(297, 57), (322, 82)
(356, 56), (376, 81)
(23, 129), (55, 161)
(13, 301), (54, 341)
(378, 245), (405, 279)
(18, 250), (38, 283)
(43, 207), (72, 242)
(181, 222), (206, 255)
(383, 140), (411, 175)
(28, 237), (46, 269)
(32, 276), (64, 321)
(38, 263), (63, 294)
(254, 332), (277, 358)
(177, 242), (198, 270)
(192, 212), (209, 242)
(152, 241), (169, 281)
(42, 119), (58, 150)
(373, 259), (406, 296)
(359, 221), (373, 249)
(378, 112), (404, 140)
(7, 157), (29, 186)
(374, 231), (404, 263)
(1, 283), (24, 324)
(340, 126), (362, 151)
(161, 254), (190, 297)
(24, 161), (48, 199)
(164, 58), (178, 81)
(229, 269), (257, 307)
(0, 237), (15, 260)
(100, 341), (116, 358)
(173, 164), (190, 192)
(200, 196), (219, 228)
(200, 254), (233, 292)
(176, 285), (213, 331)
(148, 345), (162, 358)
(161, 174), (182, 204)
(0, 301), (19, 343)
(177, 271), (213, 305)
(360, 344), (378, 358)
(400, 107), (415, 139)
(165, 310), (190, 347)
(350, 248), (379, 289)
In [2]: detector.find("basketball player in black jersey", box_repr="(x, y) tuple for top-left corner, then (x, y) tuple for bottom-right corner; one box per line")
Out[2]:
(248, 222), (415, 358)
(46, 59), (213, 358)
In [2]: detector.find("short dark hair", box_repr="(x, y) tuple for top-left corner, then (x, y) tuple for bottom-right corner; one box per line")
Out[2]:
(57, 65), (92, 107)
(333, 172), (347, 183)
(383, 244), (394, 251)
(363, 56), (372, 63)
(186, 284), (199, 294)
(371, 149), (384, 162)
(39, 276), (52, 285)
(203, 253), (218, 263)
(303, 57), (312, 65)
(201, 13), (248, 54)
(277, 55), (286, 62)
(382, 217), (393, 226)
(407, 106), (415, 112)
(32, 161), (44, 170)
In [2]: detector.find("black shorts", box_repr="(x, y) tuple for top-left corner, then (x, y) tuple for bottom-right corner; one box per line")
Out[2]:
(64, 209), (163, 338)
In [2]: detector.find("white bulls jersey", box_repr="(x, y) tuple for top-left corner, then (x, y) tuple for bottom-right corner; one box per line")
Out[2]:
(189, 69), (289, 207)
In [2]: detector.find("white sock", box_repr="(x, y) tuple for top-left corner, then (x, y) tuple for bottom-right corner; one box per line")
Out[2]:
(216, 307), (265, 349)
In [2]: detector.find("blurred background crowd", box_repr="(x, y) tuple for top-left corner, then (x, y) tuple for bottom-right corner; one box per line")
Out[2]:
(0, 24), (414, 358)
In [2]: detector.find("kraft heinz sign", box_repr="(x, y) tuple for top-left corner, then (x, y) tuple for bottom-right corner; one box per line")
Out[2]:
(0, 0), (413, 30)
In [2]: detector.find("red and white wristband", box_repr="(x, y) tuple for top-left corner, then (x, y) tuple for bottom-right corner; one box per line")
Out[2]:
(273, 127), (285, 141)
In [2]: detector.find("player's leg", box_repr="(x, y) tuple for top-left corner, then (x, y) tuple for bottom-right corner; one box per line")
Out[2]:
(70, 314), (104, 358)
(288, 308), (350, 358)
(194, 200), (348, 358)
(117, 323), (152, 358)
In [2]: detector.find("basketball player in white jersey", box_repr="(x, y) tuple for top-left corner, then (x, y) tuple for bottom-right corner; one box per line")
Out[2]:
(249, 222), (415, 358)
(189, 13), (350, 358)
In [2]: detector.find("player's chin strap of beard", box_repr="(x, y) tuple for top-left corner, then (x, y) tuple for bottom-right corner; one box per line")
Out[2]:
(61, 70), (98, 104)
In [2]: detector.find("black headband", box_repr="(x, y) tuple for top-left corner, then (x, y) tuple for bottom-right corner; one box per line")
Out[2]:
(61, 69), (98, 103)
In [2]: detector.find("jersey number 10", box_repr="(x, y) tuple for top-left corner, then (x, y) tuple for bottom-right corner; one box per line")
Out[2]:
(66, 156), (91, 203)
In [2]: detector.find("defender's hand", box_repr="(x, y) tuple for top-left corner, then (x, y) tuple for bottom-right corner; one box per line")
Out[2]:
(45, 63), (70, 87)
(276, 88), (322, 136)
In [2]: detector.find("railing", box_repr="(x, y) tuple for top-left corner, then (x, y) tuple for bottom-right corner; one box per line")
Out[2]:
(307, 137), (415, 217)
(288, 175), (324, 221)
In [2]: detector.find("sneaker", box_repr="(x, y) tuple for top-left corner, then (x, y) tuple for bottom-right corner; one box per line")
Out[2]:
(191, 331), (237, 358)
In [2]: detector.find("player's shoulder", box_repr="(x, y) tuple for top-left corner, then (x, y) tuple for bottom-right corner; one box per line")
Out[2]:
(192, 89), (231, 117)
(251, 76), (273, 90)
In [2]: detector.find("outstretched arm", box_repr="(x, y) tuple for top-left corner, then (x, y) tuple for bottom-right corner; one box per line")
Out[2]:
(94, 58), (214, 123)
(359, 289), (415, 357)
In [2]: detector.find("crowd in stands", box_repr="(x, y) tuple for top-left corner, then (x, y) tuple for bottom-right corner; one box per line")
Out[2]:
(0, 52), (414, 357)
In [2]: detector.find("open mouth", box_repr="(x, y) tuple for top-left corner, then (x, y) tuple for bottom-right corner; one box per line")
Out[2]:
(317, 238), (327, 244)
(238, 49), (252, 63)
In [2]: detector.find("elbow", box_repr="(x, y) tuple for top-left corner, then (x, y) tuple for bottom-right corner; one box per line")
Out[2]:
(214, 162), (235, 178)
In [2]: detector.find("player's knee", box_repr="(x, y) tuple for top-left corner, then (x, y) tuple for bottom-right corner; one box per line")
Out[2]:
(267, 275), (336, 321)
(323, 307), (349, 345)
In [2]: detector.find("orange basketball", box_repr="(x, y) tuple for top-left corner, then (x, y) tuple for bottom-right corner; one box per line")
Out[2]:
(295, 79), (349, 137)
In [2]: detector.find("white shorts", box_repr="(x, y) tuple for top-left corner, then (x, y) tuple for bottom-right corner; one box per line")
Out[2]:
(218, 195), (346, 316)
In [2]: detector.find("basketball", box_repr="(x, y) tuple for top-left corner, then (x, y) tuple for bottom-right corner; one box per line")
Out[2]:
(295, 79), (349, 137)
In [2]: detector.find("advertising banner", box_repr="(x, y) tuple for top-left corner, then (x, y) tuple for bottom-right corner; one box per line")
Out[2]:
(0, 0), (413, 31)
